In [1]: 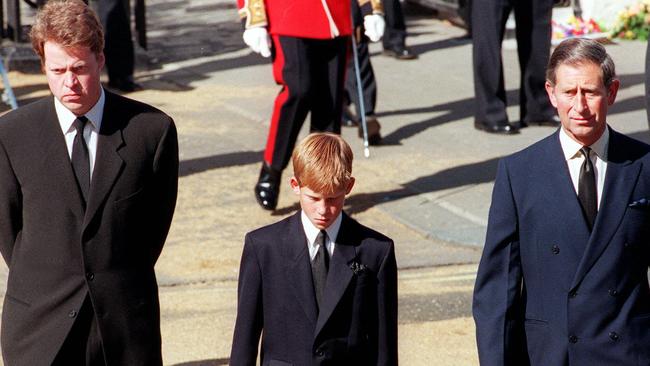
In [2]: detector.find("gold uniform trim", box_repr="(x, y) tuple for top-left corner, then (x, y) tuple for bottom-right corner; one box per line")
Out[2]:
(239, 0), (268, 28)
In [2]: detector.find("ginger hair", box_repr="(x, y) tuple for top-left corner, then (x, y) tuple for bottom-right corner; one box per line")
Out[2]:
(292, 133), (354, 194)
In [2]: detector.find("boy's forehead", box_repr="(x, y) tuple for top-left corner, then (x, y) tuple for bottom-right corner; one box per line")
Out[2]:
(300, 184), (347, 198)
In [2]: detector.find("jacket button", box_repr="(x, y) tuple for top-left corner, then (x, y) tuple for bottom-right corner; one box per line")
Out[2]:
(609, 332), (620, 341)
(86, 272), (95, 281)
(569, 335), (578, 343)
(68, 310), (77, 318)
(608, 289), (618, 297)
(568, 290), (577, 298)
(551, 245), (560, 254)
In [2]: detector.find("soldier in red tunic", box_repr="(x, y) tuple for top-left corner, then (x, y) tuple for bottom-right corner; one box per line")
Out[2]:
(238, 0), (385, 211)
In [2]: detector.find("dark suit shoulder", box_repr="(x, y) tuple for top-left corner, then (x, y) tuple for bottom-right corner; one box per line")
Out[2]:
(0, 97), (54, 139)
(245, 214), (295, 246)
(502, 131), (558, 167)
(342, 213), (393, 246)
(104, 91), (173, 130)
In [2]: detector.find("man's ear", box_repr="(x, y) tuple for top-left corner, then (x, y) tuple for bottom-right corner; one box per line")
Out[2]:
(290, 176), (301, 195)
(545, 81), (558, 108)
(607, 79), (620, 106)
(345, 177), (355, 195)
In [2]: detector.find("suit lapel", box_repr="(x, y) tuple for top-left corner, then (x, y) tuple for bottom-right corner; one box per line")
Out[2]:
(540, 132), (591, 262)
(83, 93), (125, 229)
(285, 213), (319, 325)
(38, 98), (85, 220)
(570, 129), (641, 290)
(314, 214), (357, 337)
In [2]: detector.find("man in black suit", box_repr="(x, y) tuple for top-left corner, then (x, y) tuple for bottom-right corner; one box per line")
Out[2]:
(230, 133), (397, 365)
(0, 1), (178, 364)
(472, 0), (558, 134)
(474, 38), (650, 365)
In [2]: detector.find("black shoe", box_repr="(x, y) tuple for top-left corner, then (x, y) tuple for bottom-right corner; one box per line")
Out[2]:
(522, 115), (561, 127)
(342, 104), (359, 127)
(107, 77), (143, 93)
(474, 121), (520, 135)
(358, 116), (382, 145)
(382, 46), (418, 60)
(254, 163), (281, 210)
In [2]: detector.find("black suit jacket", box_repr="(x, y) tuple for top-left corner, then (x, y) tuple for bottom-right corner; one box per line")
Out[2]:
(230, 212), (398, 366)
(473, 128), (650, 366)
(0, 91), (179, 366)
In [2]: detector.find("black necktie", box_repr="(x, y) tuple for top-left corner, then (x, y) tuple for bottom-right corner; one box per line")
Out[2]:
(311, 230), (329, 310)
(71, 116), (90, 205)
(578, 146), (597, 230)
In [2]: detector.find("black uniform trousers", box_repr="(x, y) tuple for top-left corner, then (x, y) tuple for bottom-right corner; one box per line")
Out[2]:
(96, 0), (135, 82)
(264, 35), (348, 171)
(472, 0), (555, 126)
(345, 2), (377, 118)
(52, 295), (106, 366)
(382, 0), (407, 50)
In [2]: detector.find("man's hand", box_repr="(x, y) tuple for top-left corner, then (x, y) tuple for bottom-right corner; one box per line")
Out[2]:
(363, 14), (385, 42)
(243, 27), (271, 57)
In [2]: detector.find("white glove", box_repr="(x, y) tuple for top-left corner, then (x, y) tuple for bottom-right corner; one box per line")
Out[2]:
(363, 14), (385, 42)
(243, 27), (272, 58)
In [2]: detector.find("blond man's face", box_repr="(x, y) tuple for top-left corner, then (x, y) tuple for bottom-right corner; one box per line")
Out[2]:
(43, 41), (104, 116)
(290, 177), (355, 230)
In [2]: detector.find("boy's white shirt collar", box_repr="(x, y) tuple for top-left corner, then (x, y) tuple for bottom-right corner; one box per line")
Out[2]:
(301, 211), (342, 259)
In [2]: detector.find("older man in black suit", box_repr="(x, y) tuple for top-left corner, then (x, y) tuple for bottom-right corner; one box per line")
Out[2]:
(0, 1), (178, 365)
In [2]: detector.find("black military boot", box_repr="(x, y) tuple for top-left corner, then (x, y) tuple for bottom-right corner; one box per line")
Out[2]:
(254, 162), (282, 210)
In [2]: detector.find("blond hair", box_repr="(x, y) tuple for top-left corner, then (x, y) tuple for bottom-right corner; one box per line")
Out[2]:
(292, 133), (353, 194)
(30, 0), (104, 65)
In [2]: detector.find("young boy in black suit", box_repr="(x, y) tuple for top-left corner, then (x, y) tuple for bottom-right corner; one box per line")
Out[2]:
(230, 132), (398, 365)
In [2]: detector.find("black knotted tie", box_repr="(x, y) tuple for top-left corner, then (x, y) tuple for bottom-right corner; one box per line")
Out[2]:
(578, 146), (597, 230)
(71, 116), (90, 205)
(311, 230), (329, 310)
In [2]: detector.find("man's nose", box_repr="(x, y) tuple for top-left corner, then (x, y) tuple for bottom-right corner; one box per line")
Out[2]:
(573, 92), (587, 112)
(64, 72), (78, 87)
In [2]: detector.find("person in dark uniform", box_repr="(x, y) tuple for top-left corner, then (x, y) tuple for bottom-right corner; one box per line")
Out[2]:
(472, 0), (558, 134)
(343, 0), (382, 145)
(237, 0), (385, 211)
(381, 0), (416, 59)
(96, 0), (141, 92)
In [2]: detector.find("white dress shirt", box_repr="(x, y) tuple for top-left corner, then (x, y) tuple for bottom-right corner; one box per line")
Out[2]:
(301, 211), (342, 260)
(559, 126), (609, 209)
(55, 88), (105, 179)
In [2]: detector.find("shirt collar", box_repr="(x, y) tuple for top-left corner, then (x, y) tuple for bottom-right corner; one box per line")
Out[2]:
(301, 211), (343, 247)
(559, 125), (609, 161)
(55, 87), (105, 134)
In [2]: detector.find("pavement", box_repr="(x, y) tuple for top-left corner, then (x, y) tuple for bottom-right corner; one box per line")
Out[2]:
(0, 0), (648, 365)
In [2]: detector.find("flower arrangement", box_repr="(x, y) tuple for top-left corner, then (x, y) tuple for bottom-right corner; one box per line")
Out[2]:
(552, 15), (604, 41)
(610, 0), (650, 40)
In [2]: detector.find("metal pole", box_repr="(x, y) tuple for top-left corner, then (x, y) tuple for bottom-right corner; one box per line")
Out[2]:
(350, 25), (371, 158)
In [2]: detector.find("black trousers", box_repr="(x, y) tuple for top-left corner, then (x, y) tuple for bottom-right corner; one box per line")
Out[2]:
(52, 295), (106, 366)
(96, 0), (135, 81)
(382, 0), (407, 50)
(345, 38), (377, 118)
(472, 0), (555, 125)
(345, 2), (377, 118)
(264, 35), (348, 171)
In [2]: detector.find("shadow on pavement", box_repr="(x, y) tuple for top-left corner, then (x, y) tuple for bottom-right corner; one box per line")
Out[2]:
(180, 150), (262, 177)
